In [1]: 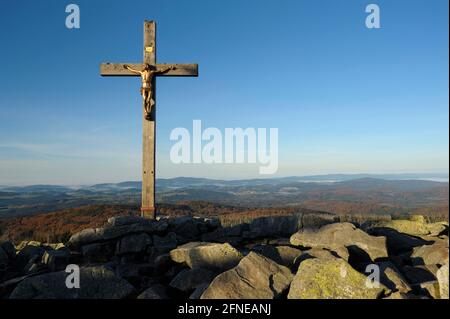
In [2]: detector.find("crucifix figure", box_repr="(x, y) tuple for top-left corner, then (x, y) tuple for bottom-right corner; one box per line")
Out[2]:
(123, 63), (175, 119)
(100, 21), (198, 219)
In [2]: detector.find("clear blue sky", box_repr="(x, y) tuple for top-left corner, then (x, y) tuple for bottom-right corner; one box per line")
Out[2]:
(0, 0), (448, 185)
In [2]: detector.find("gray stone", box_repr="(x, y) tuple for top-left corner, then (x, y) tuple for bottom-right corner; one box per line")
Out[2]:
(169, 268), (216, 292)
(368, 227), (432, 255)
(189, 283), (209, 299)
(170, 242), (242, 271)
(403, 265), (438, 285)
(409, 215), (427, 223)
(169, 216), (201, 240)
(242, 230), (262, 239)
(251, 245), (302, 269)
(108, 215), (147, 226)
(153, 232), (177, 253)
(16, 245), (45, 270)
(384, 292), (409, 299)
(204, 218), (221, 230)
(374, 219), (430, 236)
(9, 266), (136, 299)
(201, 252), (293, 299)
(15, 241), (42, 250)
(116, 233), (152, 255)
(68, 221), (168, 249)
(295, 247), (349, 266)
(115, 263), (153, 280)
(437, 263), (449, 299)
(137, 284), (169, 299)
(290, 222), (388, 261)
(41, 250), (70, 272)
(0, 247), (9, 272)
(411, 242), (449, 266)
(152, 253), (174, 270)
(426, 222), (448, 237)
(202, 224), (245, 242)
(267, 238), (291, 246)
(248, 215), (301, 237)
(67, 228), (101, 248)
(377, 261), (411, 293)
(288, 257), (387, 299)
(301, 212), (338, 229)
(384, 292), (428, 299)
(0, 241), (15, 260)
(418, 281), (440, 299)
(25, 262), (47, 275)
(81, 242), (115, 263)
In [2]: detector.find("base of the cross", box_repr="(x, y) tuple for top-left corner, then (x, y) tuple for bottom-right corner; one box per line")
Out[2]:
(141, 206), (156, 219)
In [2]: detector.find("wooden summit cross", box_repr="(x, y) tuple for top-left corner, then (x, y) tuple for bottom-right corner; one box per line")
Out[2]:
(100, 21), (198, 219)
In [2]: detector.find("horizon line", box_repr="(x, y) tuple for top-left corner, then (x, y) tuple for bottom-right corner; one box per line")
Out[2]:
(1, 172), (449, 188)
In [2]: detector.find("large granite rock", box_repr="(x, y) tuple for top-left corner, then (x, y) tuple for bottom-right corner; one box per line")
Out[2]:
(383, 291), (430, 299)
(409, 215), (427, 223)
(169, 268), (216, 292)
(377, 261), (411, 293)
(426, 222), (448, 237)
(411, 241), (449, 266)
(170, 242), (243, 271)
(189, 283), (209, 299)
(248, 215), (301, 238)
(374, 219), (429, 236)
(367, 227), (432, 255)
(107, 216), (147, 226)
(15, 241), (42, 251)
(137, 284), (169, 299)
(383, 292), (409, 299)
(81, 242), (115, 263)
(114, 263), (153, 282)
(294, 247), (348, 266)
(301, 212), (338, 229)
(202, 224), (245, 243)
(116, 233), (152, 255)
(41, 250), (71, 272)
(290, 223), (388, 261)
(437, 263), (449, 299)
(0, 241), (15, 261)
(251, 245), (302, 269)
(201, 252), (293, 299)
(403, 265), (438, 285)
(0, 247), (9, 272)
(9, 266), (135, 299)
(153, 232), (178, 253)
(67, 220), (168, 249)
(288, 257), (386, 299)
(16, 244), (45, 270)
(418, 281), (440, 299)
(167, 216), (217, 241)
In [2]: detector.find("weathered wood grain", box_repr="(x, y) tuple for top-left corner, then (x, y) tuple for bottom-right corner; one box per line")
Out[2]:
(99, 20), (198, 219)
(100, 63), (198, 77)
(141, 20), (156, 219)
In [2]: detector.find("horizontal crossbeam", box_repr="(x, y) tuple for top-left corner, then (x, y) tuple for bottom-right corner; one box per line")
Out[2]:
(100, 63), (198, 77)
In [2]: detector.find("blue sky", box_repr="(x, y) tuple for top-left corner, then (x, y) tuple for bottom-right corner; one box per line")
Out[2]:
(0, 0), (448, 185)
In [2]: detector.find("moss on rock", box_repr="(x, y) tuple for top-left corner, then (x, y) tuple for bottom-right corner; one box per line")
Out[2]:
(288, 258), (387, 299)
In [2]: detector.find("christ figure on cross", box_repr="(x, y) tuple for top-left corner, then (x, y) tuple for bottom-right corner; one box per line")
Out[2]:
(124, 63), (176, 119)
(100, 20), (198, 219)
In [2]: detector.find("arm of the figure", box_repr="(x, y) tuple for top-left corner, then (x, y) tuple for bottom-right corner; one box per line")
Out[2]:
(156, 65), (176, 74)
(124, 64), (142, 74)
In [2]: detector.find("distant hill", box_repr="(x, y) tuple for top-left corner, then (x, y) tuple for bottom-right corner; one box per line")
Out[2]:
(0, 175), (448, 218)
(338, 177), (446, 191)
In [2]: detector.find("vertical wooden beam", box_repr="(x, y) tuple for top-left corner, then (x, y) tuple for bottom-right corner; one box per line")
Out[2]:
(141, 20), (156, 219)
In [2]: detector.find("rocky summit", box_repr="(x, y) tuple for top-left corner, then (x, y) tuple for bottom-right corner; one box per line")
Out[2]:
(0, 214), (448, 299)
